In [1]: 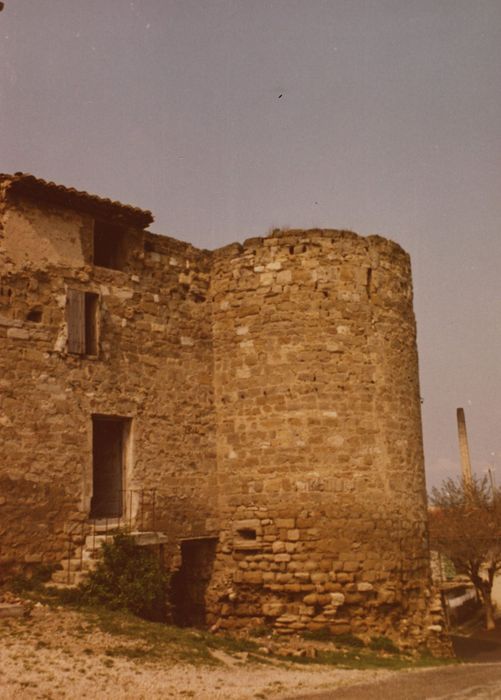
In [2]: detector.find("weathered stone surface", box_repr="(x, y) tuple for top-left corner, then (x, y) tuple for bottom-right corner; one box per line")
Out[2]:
(262, 602), (285, 617)
(330, 593), (346, 606)
(357, 582), (374, 592)
(0, 176), (448, 654)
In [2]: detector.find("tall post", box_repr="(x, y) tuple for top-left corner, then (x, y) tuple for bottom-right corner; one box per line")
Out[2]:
(457, 407), (473, 489)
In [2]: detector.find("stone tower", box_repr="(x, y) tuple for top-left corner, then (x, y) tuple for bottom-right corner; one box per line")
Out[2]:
(207, 229), (434, 647)
(0, 173), (444, 650)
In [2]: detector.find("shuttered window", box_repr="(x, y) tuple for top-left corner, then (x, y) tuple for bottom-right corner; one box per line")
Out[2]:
(67, 289), (86, 354)
(67, 290), (99, 355)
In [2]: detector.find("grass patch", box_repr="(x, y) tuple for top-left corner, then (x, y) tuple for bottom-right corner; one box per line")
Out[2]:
(303, 628), (365, 647)
(13, 587), (458, 672)
(104, 645), (153, 661)
(285, 647), (456, 670)
(369, 635), (400, 654)
(248, 624), (273, 638)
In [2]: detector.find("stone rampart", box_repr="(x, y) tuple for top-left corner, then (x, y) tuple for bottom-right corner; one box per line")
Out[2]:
(208, 229), (436, 648)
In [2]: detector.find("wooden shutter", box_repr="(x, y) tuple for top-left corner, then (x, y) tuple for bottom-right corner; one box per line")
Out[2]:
(67, 289), (85, 354)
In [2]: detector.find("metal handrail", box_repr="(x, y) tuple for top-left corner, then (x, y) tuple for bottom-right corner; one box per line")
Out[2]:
(63, 488), (158, 584)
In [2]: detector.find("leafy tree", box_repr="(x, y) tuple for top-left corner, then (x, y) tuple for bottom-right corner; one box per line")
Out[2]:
(429, 476), (501, 630)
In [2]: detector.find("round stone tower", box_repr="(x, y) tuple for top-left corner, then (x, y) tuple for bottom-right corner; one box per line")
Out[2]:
(208, 229), (436, 648)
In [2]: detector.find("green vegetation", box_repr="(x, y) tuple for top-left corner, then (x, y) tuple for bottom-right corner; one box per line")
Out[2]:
(1, 588), (457, 671)
(80, 534), (170, 622)
(71, 605), (258, 665)
(429, 475), (501, 630)
(303, 628), (365, 647)
(369, 635), (400, 654)
(9, 564), (55, 594)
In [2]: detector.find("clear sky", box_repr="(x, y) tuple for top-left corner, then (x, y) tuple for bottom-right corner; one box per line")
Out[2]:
(1, 0), (500, 490)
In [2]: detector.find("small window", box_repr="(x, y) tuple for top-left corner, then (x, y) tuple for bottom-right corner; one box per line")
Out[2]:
(237, 528), (257, 541)
(93, 220), (127, 270)
(67, 290), (99, 356)
(26, 308), (43, 323)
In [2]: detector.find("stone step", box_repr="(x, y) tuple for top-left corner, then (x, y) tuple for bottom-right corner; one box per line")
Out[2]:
(44, 581), (77, 591)
(84, 534), (115, 549)
(59, 557), (83, 573)
(51, 570), (76, 585)
(91, 519), (125, 533)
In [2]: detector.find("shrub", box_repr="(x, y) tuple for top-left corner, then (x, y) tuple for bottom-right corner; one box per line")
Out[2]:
(10, 564), (55, 594)
(82, 534), (169, 622)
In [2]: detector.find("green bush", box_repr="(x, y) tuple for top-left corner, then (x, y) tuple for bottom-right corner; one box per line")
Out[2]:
(10, 564), (55, 594)
(82, 534), (169, 622)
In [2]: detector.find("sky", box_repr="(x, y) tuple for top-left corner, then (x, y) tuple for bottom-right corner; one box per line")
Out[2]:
(1, 0), (500, 490)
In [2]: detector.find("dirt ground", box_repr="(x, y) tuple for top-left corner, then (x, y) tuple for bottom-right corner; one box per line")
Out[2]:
(0, 603), (394, 700)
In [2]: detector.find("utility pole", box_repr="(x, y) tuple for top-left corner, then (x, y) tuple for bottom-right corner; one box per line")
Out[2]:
(457, 407), (473, 489)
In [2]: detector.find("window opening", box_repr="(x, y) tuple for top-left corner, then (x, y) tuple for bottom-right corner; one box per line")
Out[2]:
(26, 308), (42, 323)
(93, 219), (127, 270)
(91, 415), (129, 518)
(237, 528), (257, 541)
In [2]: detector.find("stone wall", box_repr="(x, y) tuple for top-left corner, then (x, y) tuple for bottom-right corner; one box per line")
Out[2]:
(207, 229), (438, 649)
(0, 183), (446, 651)
(0, 192), (217, 574)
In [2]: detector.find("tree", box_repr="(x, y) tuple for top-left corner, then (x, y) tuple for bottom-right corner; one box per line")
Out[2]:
(429, 476), (501, 630)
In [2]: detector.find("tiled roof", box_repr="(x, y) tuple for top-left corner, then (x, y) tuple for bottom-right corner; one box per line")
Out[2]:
(0, 172), (154, 228)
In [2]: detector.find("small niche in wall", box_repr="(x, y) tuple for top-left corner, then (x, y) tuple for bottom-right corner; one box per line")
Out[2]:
(93, 219), (128, 270)
(237, 528), (257, 541)
(0, 286), (13, 303)
(26, 308), (42, 323)
(233, 519), (262, 551)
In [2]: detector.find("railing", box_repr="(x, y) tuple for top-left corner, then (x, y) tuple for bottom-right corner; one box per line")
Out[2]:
(62, 488), (158, 585)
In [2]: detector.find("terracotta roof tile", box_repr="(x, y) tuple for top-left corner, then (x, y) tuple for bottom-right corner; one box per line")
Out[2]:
(0, 172), (154, 228)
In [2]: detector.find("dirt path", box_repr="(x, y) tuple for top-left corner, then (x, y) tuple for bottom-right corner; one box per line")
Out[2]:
(285, 662), (501, 699)
(0, 605), (392, 699)
(285, 624), (501, 699)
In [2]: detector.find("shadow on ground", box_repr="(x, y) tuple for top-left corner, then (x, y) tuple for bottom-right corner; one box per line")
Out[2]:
(452, 618), (501, 662)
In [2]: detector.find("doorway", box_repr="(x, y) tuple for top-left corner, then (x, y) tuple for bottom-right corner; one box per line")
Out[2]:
(170, 538), (217, 627)
(91, 415), (129, 518)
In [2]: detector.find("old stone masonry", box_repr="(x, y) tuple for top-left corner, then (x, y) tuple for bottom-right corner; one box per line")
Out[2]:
(0, 172), (446, 652)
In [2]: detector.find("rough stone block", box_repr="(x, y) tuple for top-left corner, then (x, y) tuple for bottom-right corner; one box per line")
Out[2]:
(262, 602), (285, 617)
(330, 593), (345, 606)
(275, 518), (295, 528)
(274, 553), (291, 563)
(7, 328), (29, 340)
(357, 582), (374, 592)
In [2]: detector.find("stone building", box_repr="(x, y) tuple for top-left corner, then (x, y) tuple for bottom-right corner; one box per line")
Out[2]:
(0, 172), (445, 650)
